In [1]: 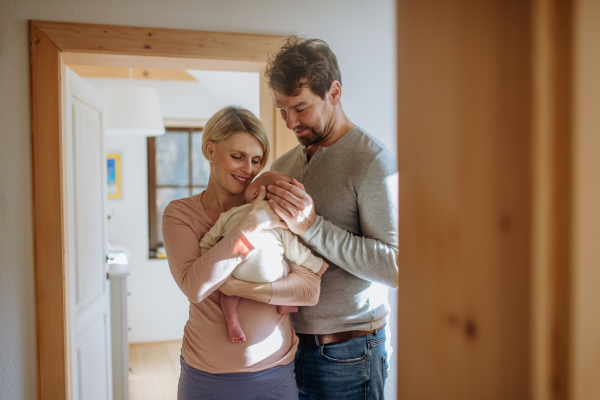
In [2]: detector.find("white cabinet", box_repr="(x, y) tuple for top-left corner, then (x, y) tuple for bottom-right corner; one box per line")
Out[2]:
(108, 253), (130, 400)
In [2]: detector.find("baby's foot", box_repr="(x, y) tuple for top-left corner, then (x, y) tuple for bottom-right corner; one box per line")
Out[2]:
(316, 260), (329, 277)
(277, 305), (299, 314)
(226, 316), (246, 343)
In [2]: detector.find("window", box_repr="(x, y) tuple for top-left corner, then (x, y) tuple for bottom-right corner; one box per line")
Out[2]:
(147, 127), (210, 258)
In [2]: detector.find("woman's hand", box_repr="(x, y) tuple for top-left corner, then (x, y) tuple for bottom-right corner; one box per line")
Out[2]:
(238, 186), (288, 236)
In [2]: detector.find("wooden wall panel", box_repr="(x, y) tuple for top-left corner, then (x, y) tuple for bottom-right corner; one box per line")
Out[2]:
(531, 0), (573, 399)
(571, 0), (600, 398)
(29, 21), (68, 399)
(396, 1), (600, 399)
(274, 109), (298, 160)
(396, 1), (532, 398)
(259, 69), (276, 170)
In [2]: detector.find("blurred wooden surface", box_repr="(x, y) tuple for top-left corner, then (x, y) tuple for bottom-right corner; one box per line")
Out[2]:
(274, 109), (298, 161)
(396, 1), (532, 399)
(571, 0), (600, 397)
(531, 0), (573, 398)
(129, 340), (182, 400)
(396, 1), (600, 399)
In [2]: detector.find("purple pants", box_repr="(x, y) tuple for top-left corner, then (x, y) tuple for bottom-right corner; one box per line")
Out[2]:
(177, 356), (298, 400)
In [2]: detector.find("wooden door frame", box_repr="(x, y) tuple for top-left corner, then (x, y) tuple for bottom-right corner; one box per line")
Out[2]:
(29, 20), (288, 399)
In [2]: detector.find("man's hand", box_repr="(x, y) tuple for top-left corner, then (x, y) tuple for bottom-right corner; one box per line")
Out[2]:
(266, 179), (316, 236)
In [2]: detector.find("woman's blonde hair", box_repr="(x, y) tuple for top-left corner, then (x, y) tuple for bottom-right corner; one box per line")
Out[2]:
(202, 106), (270, 170)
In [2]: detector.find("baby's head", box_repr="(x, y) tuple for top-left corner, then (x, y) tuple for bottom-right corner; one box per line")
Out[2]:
(245, 171), (292, 203)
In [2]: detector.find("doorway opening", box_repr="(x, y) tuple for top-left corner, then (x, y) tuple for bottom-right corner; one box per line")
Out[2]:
(30, 20), (291, 399)
(72, 65), (266, 399)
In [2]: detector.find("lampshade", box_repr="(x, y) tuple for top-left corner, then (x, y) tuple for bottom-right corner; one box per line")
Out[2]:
(103, 87), (166, 137)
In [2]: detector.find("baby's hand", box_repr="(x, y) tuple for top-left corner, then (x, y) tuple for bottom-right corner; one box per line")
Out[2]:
(316, 260), (329, 277)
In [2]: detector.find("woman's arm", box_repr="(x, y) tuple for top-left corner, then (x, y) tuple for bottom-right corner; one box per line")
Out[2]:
(269, 261), (321, 306)
(220, 261), (321, 306)
(162, 201), (254, 304)
(163, 186), (286, 304)
(219, 278), (273, 303)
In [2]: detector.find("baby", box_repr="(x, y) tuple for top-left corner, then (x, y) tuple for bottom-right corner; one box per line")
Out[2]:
(199, 171), (328, 343)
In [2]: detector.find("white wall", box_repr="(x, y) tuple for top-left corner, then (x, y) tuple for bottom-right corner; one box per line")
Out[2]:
(105, 136), (190, 344)
(0, 1), (396, 398)
(96, 72), (260, 343)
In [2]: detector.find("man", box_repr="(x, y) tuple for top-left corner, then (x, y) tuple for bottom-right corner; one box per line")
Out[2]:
(265, 36), (398, 399)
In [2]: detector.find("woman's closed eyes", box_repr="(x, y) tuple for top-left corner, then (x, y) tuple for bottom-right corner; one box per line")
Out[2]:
(231, 154), (261, 165)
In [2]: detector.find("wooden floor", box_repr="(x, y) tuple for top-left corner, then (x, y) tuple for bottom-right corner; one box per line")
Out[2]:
(129, 340), (182, 400)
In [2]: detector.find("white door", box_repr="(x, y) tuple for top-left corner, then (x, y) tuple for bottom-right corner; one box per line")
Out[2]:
(65, 67), (113, 400)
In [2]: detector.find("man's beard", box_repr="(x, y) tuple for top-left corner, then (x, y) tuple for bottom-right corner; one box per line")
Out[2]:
(294, 126), (326, 147)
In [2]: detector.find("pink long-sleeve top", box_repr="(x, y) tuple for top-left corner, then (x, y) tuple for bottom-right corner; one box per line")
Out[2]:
(162, 193), (321, 374)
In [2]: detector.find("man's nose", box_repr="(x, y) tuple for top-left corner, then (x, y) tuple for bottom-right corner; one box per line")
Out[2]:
(285, 110), (298, 131)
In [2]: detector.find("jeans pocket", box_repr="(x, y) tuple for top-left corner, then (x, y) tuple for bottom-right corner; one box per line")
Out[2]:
(319, 340), (368, 364)
(382, 354), (389, 381)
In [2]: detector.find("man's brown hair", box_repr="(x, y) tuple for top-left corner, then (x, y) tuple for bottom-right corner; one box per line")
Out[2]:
(265, 36), (341, 100)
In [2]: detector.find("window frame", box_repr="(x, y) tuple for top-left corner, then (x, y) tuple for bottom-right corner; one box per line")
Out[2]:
(147, 127), (206, 258)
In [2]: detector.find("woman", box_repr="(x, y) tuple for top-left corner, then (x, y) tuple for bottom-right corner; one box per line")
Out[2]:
(162, 106), (321, 399)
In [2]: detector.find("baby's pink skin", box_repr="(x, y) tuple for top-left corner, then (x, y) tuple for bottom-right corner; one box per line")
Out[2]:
(244, 171), (293, 204)
(277, 305), (299, 314)
(315, 259), (329, 277)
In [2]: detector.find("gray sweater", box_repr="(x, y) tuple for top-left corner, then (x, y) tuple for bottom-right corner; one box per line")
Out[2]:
(271, 126), (398, 334)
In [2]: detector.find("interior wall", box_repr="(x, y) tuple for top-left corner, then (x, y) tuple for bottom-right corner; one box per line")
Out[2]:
(104, 136), (190, 343)
(0, 1), (396, 398)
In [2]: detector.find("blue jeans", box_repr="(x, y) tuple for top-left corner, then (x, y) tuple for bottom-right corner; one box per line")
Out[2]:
(294, 328), (389, 399)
